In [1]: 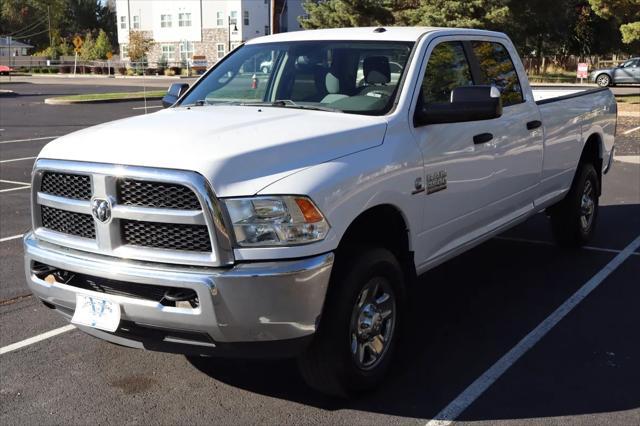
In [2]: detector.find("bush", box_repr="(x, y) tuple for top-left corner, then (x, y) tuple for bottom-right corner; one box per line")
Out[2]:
(93, 66), (103, 75)
(170, 66), (182, 75)
(164, 68), (175, 76)
(59, 65), (71, 74)
(118, 66), (127, 75)
(144, 67), (157, 76)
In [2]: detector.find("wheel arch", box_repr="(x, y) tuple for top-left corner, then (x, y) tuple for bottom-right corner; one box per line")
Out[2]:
(580, 132), (604, 195)
(336, 203), (416, 282)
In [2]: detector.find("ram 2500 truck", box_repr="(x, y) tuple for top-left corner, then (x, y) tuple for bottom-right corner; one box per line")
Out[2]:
(25, 27), (616, 397)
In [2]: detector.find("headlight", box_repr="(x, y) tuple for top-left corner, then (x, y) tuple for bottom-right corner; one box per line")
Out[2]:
(223, 196), (330, 247)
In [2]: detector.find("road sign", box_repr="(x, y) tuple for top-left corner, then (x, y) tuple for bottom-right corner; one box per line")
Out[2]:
(73, 35), (83, 53)
(577, 63), (589, 79)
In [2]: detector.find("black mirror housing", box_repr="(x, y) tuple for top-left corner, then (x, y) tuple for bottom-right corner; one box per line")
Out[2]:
(414, 85), (503, 126)
(162, 83), (190, 108)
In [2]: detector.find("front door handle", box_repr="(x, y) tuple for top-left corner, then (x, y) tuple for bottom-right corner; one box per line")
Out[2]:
(527, 120), (542, 130)
(473, 133), (493, 144)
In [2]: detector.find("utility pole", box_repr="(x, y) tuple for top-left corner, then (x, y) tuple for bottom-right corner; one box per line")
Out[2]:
(47, 6), (52, 57)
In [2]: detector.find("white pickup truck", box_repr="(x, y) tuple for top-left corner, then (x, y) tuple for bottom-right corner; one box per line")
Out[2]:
(25, 27), (616, 397)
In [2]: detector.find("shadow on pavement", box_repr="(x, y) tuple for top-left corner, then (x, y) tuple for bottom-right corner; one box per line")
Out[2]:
(188, 204), (640, 421)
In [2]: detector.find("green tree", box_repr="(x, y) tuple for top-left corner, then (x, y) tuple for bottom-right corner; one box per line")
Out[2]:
(394, 0), (510, 29)
(588, 0), (640, 43)
(80, 32), (95, 60)
(92, 29), (112, 59)
(300, 0), (394, 29)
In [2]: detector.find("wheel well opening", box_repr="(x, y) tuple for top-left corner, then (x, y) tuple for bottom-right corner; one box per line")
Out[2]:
(580, 133), (603, 195)
(337, 205), (414, 279)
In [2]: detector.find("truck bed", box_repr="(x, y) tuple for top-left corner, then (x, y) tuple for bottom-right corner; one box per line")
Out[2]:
(531, 86), (610, 104)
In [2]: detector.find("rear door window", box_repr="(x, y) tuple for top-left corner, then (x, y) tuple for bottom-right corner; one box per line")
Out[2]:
(470, 41), (524, 106)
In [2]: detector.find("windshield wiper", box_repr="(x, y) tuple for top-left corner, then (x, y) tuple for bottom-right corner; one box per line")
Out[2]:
(235, 100), (342, 113)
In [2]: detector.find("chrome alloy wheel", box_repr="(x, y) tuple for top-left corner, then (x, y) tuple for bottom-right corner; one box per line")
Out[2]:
(596, 74), (610, 87)
(350, 277), (396, 371)
(580, 179), (595, 231)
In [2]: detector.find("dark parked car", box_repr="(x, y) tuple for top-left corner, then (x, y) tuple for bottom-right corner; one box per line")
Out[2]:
(590, 57), (640, 87)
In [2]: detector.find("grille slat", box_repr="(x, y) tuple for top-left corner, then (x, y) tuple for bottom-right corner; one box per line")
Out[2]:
(122, 220), (211, 252)
(118, 179), (200, 210)
(41, 206), (96, 239)
(41, 172), (91, 200)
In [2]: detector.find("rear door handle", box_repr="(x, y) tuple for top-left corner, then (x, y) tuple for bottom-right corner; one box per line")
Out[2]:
(527, 120), (542, 130)
(473, 133), (493, 144)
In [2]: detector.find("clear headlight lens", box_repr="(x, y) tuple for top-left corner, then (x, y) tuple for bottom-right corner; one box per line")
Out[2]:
(223, 196), (330, 247)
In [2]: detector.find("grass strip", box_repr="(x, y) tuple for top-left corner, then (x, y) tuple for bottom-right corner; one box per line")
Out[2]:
(53, 90), (166, 102)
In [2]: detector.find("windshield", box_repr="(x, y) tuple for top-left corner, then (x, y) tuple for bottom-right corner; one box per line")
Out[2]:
(179, 40), (414, 115)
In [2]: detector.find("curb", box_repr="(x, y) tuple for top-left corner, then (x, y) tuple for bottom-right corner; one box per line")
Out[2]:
(44, 95), (163, 105)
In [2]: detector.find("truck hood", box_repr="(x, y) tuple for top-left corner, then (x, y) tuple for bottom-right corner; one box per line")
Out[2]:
(39, 106), (388, 196)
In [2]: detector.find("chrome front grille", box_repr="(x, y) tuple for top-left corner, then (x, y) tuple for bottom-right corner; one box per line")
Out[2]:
(41, 172), (92, 200)
(118, 179), (201, 210)
(122, 220), (212, 252)
(41, 206), (96, 239)
(31, 160), (233, 267)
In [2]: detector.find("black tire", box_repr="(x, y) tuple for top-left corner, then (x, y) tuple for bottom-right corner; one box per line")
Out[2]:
(297, 247), (405, 397)
(549, 163), (599, 247)
(595, 74), (611, 87)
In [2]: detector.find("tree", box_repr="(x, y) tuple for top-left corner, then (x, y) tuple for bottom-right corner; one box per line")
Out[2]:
(393, 0), (510, 29)
(93, 29), (112, 59)
(79, 32), (95, 60)
(127, 31), (153, 63)
(588, 0), (640, 43)
(300, 0), (395, 29)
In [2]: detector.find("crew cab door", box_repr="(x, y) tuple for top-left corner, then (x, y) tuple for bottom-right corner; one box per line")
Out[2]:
(410, 39), (500, 266)
(468, 40), (543, 223)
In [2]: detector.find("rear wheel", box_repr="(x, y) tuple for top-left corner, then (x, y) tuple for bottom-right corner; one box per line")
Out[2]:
(298, 247), (404, 397)
(595, 74), (611, 87)
(549, 163), (599, 246)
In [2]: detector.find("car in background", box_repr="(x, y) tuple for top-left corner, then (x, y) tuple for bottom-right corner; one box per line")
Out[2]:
(259, 59), (273, 74)
(590, 57), (640, 86)
(0, 65), (13, 76)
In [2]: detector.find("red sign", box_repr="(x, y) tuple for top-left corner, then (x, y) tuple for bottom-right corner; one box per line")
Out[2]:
(577, 63), (589, 79)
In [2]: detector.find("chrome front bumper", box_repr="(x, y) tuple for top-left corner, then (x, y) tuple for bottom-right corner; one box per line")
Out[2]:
(24, 232), (333, 356)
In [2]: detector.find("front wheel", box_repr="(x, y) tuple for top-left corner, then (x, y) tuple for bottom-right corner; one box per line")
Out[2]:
(297, 247), (405, 397)
(549, 163), (599, 246)
(595, 74), (611, 87)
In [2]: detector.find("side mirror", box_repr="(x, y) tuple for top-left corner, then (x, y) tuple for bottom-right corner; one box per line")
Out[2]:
(414, 85), (503, 126)
(162, 83), (189, 108)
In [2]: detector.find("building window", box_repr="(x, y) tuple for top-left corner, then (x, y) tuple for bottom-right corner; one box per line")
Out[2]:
(133, 15), (140, 29)
(179, 13), (192, 27)
(230, 11), (238, 25)
(161, 44), (175, 61)
(216, 11), (224, 26)
(121, 44), (129, 58)
(120, 16), (127, 29)
(243, 10), (249, 26)
(264, 25), (269, 35)
(161, 14), (172, 28)
(216, 43), (225, 59)
(180, 41), (194, 62)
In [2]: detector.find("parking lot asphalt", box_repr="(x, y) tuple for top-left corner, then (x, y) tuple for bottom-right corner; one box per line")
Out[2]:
(0, 82), (639, 425)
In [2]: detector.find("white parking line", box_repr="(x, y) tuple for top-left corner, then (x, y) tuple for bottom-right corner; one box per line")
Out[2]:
(0, 234), (23, 243)
(623, 125), (640, 135)
(0, 136), (60, 145)
(0, 156), (37, 164)
(425, 234), (640, 426)
(132, 105), (163, 110)
(0, 179), (30, 186)
(0, 325), (76, 356)
(0, 185), (31, 193)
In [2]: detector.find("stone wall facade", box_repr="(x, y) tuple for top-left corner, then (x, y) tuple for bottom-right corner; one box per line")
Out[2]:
(120, 28), (232, 69)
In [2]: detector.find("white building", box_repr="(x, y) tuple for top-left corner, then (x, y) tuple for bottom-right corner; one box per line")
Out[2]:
(115, 0), (305, 66)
